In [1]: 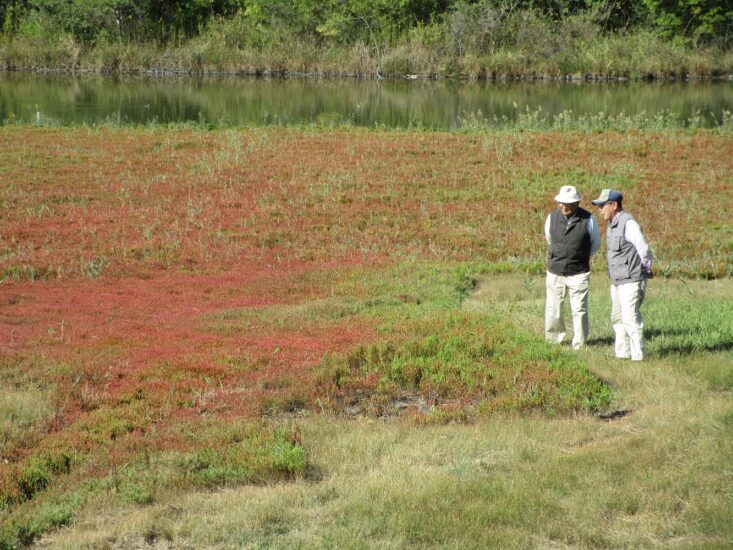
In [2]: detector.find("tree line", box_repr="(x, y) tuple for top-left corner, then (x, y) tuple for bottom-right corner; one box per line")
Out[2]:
(1, 0), (731, 49)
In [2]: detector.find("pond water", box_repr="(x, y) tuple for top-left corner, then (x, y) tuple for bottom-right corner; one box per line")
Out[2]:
(1, 72), (731, 128)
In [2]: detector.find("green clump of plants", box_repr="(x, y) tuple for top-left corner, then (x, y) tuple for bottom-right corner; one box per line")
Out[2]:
(1, 451), (74, 510)
(316, 312), (611, 416)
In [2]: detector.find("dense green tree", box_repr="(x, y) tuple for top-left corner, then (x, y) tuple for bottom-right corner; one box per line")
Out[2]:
(238, 0), (449, 44)
(1, 0), (27, 35)
(1, 0), (730, 47)
(147, 0), (240, 40)
(585, 0), (650, 31)
(642, 0), (732, 44)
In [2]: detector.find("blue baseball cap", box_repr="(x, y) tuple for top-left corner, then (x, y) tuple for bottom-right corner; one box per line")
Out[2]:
(591, 189), (623, 206)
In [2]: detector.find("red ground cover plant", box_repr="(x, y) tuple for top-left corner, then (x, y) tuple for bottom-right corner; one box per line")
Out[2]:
(1, 260), (376, 427)
(0, 127), (731, 541)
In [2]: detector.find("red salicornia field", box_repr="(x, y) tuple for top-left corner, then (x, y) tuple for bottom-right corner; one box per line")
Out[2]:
(1, 126), (731, 545)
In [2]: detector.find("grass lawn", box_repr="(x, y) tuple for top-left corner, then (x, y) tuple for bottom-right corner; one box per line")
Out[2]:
(0, 126), (731, 548)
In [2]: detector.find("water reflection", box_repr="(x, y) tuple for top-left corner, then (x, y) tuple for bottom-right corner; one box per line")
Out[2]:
(1, 73), (731, 128)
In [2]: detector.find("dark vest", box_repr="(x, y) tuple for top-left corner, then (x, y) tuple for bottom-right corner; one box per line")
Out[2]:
(607, 211), (645, 285)
(547, 207), (592, 276)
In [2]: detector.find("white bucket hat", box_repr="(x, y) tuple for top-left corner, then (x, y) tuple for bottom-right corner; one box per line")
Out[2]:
(554, 185), (582, 204)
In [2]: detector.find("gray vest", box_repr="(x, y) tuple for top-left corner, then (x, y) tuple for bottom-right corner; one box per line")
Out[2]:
(607, 211), (645, 285)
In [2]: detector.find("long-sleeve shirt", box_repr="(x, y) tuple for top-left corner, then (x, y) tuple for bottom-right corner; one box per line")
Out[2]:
(544, 213), (602, 256)
(620, 217), (653, 275)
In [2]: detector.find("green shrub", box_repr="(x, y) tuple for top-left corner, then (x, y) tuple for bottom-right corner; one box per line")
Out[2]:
(16, 462), (51, 500)
(15, 451), (73, 502)
(0, 525), (19, 550)
(271, 430), (306, 475)
(122, 485), (154, 505)
(317, 313), (611, 416)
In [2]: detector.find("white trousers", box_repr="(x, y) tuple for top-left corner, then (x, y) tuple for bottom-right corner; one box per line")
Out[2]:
(610, 279), (647, 361)
(545, 271), (590, 350)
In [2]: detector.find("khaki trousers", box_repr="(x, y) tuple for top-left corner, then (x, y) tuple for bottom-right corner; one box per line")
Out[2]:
(545, 271), (590, 350)
(611, 279), (647, 361)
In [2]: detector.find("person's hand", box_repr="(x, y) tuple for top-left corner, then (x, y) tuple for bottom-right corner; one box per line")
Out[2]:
(647, 270), (654, 279)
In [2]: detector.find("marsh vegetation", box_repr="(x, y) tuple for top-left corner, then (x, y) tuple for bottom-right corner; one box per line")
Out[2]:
(0, 124), (731, 547)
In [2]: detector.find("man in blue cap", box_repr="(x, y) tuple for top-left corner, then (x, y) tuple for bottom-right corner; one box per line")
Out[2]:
(544, 185), (601, 350)
(592, 189), (653, 361)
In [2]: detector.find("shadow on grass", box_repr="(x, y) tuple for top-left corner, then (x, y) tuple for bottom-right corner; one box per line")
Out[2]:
(646, 327), (733, 356)
(588, 332), (733, 356)
(652, 341), (733, 356)
(303, 463), (326, 482)
(597, 409), (632, 421)
(587, 336), (614, 346)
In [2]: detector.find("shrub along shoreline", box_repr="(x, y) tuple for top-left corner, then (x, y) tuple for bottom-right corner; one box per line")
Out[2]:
(2, 36), (731, 80)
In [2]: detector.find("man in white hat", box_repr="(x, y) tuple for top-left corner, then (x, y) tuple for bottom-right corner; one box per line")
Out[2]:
(544, 185), (601, 350)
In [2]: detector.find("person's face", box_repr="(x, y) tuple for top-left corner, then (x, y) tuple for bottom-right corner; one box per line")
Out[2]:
(557, 202), (579, 217)
(598, 201), (617, 221)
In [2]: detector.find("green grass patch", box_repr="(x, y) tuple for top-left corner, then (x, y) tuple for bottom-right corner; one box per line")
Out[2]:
(644, 278), (733, 389)
(0, 420), (305, 548)
(100, 423), (305, 500)
(205, 261), (488, 337)
(646, 288), (733, 357)
(1, 449), (74, 514)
